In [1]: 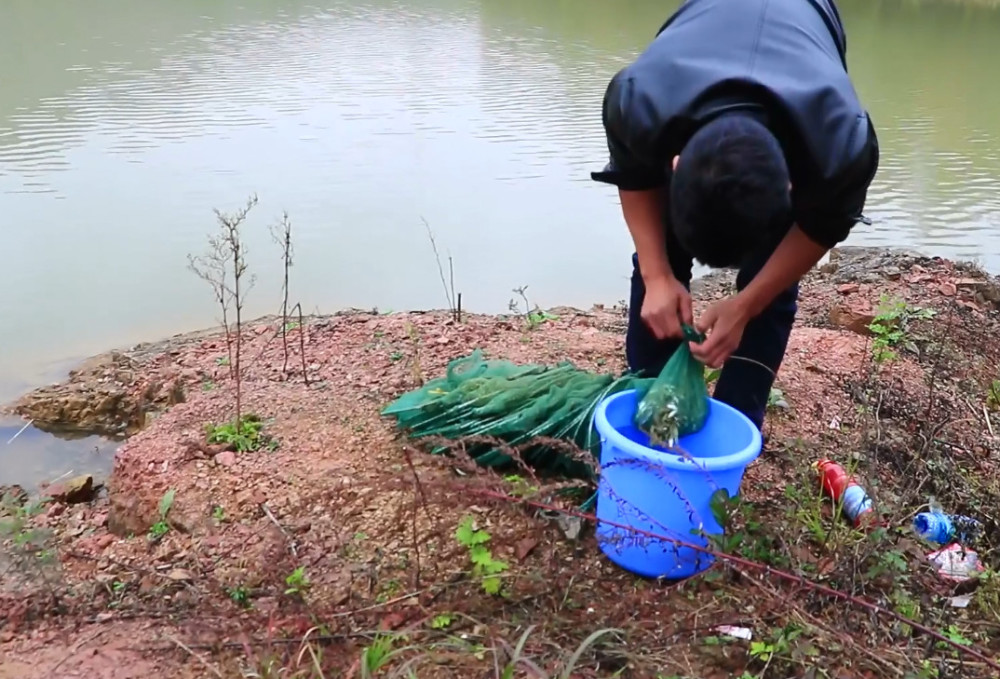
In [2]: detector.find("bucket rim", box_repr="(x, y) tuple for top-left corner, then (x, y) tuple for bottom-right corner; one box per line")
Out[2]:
(593, 388), (762, 473)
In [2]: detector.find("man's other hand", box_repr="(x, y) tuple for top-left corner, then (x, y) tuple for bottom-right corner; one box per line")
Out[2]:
(641, 275), (693, 340)
(690, 295), (751, 368)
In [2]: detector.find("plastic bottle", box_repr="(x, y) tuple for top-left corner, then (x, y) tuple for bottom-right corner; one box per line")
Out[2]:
(814, 459), (875, 527)
(913, 510), (983, 545)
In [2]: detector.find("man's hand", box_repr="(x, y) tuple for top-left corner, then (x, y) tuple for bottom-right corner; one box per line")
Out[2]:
(642, 275), (693, 340)
(690, 295), (751, 368)
(690, 225), (829, 368)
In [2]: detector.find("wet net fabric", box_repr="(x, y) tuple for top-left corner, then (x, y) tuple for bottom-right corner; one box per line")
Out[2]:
(381, 350), (648, 478)
(633, 325), (709, 448)
(382, 336), (709, 477)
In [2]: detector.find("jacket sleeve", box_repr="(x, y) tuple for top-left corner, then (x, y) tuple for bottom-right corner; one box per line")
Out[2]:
(590, 69), (667, 191)
(794, 116), (879, 249)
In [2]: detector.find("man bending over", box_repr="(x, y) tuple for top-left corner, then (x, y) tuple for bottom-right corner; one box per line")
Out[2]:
(592, 0), (880, 431)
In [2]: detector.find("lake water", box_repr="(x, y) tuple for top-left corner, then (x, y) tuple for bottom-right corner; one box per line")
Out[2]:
(1, 0), (999, 485)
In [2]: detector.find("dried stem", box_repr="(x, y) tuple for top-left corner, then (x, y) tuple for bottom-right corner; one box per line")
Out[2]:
(292, 303), (310, 386)
(189, 193), (259, 427)
(270, 211), (294, 376)
(421, 216), (459, 320)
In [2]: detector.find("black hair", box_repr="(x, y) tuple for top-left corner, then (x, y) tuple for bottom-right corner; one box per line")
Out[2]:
(669, 114), (792, 269)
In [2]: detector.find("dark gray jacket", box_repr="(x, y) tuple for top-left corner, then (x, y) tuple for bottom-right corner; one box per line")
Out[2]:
(592, 0), (879, 248)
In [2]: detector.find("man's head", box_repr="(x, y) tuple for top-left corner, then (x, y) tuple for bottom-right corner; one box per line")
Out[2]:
(669, 115), (792, 269)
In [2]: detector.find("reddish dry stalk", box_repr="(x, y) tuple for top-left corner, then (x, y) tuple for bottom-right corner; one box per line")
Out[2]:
(293, 303), (310, 386)
(469, 488), (1000, 672)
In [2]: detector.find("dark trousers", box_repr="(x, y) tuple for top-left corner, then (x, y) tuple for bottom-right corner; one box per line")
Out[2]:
(625, 227), (798, 431)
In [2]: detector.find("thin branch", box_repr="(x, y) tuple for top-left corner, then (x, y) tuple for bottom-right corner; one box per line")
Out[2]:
(165, 633), (224, 678)
(260, 502), (298, 558)
(421, 216), (456, 314)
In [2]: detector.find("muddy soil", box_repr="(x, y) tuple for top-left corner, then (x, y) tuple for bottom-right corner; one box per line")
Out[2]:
(2, 246), (999, 678)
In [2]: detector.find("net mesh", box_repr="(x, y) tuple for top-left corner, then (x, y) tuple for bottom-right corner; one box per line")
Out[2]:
(381, 349), (649, 478)
(382, 334), (709, 478)
(634, 324), (709, 448)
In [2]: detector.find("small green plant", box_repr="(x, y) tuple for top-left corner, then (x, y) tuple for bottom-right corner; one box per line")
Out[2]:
(377, 578), (401, 603)
(148, 488), (176, 541)
(227, 585), (251, 608)
(986, 379), (1000, 411)
(284, 565), (310, 595)
(746, 624), (805, 674)
(503, 474), (539, 498)
(867, 547), (908, 580)
(358, 633), (417, 678)
(767, 386), (788, 410)
(914, 659), (941, 679)
(528, 309), (558, 328)
(430, 613), (454, 629)
(705, 489), (787, 567)
(205, 413), (272, 452)
(509, 285), (558, 330)
(867, 295), (935, 363)
(455, 515), (508, 596)
(390, 350), (404, 362)
(212, 505), (226, 523)
(104, 579), (128, 609)
(0, 492), (53, 562)
(938, 624), (973, 648)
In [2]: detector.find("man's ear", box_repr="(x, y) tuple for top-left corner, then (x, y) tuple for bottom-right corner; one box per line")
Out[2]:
(672, 155), (680, 171)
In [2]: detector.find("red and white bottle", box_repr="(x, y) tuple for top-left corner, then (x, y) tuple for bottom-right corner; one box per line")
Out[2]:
(814, 459), (875, 527)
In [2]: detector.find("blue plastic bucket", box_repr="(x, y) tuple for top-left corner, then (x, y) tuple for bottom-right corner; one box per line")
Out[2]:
(593, 388), (762, 578)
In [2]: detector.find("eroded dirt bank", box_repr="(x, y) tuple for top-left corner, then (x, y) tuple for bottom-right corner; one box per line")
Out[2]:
(2, 246), (1000, 678)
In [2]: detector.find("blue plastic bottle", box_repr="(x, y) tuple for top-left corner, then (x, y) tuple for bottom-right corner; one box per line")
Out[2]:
(913, 511), (982, 545)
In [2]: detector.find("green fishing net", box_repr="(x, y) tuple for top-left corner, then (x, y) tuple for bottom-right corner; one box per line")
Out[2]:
(380, 350), (650, 479)
(382, 329), (709, 477)
(633, 325), (709, 448)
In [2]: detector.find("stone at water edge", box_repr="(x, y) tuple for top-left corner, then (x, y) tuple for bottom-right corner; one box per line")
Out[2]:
(43, 474), (100, 504)
(0, 484), (29, 508)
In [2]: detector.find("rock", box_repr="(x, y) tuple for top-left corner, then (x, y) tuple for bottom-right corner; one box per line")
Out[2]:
(92, 512), (108, 528)
(214, 450), (237, 467)
(6, 345), (200, 438)
(96, 534), (115, 551)
(939, 281), (958, 297)
(0, 485), (28, 508)
(12, 352), (144, 437)
(828, 304), (875, 336)
(822, 246), (929, 286)
(166, 568), (194, 582)
(515, 537), (539, 561)
(837, 283), (859, 295)
(107, 494), (154, 536)
(169, 507), (205, 535)
(44, 475), (99, 504)
(166, 380), (186, 406)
